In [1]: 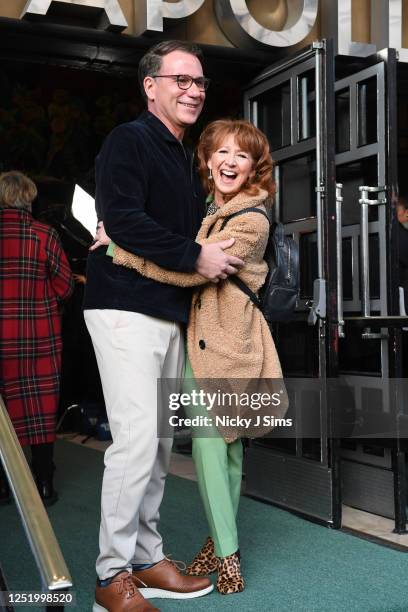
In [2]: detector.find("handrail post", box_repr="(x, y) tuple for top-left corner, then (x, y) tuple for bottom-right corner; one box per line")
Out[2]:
(358, 184), (387, 339)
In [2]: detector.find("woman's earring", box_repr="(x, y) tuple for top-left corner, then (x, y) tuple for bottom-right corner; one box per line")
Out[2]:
(208, 168), (213, 180)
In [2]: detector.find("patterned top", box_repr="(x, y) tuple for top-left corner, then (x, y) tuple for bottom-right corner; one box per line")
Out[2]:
(206, 199), (219, 217)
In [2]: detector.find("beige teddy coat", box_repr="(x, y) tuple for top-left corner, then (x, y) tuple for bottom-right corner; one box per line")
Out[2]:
(112, 188), (284, 383)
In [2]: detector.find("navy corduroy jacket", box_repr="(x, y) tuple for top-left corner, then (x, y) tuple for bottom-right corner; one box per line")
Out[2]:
(84, 111), (206, 323)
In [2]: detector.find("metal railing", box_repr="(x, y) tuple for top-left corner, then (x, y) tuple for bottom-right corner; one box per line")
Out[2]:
(0, 395), (72, 596)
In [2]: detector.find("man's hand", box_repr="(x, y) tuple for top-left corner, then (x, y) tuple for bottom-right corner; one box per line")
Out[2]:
(73, 274), (86, 284)
(89, 221), (111, 251)
(195, 239), (244, 282)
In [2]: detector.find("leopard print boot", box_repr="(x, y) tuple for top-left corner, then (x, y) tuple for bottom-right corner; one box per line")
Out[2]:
(216, 550), (245, 594)
(186, 537), (218, 576)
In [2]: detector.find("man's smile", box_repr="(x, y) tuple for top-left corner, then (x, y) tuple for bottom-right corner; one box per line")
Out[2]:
(178, 101), (200, 108)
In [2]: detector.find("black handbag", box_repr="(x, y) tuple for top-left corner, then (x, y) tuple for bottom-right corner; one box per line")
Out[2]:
(220, 208), (300, 322)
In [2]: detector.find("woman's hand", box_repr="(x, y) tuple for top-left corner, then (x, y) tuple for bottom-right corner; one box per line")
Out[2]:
(89, 221), (111, 251)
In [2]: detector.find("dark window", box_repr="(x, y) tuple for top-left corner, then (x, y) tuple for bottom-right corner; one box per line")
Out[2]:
(357, 77), (378, 147)
(279, 156), (316, 222)
(339, 327), (382, 374)
(336, 158), (378, 226)
(335, 88), (350, 153)
(255, 81), (291, 151)
(299, 232), (318, 300)
(342, 237), (353, 300)
(298, 70), (316, 142)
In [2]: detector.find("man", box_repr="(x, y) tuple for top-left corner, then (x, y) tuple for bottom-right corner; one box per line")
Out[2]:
(397, 196), (408, 374)
(397, 196), (408, 302)
(84, 40), (244, 612)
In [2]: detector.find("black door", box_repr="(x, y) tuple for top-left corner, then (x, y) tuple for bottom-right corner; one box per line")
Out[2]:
(334, 49), (405, 531)
(243, 43), (405, 530)
(243, 41), (340, 527)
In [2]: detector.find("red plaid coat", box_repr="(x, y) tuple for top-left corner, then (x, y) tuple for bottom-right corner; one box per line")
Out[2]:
(0, 209), (74, 446)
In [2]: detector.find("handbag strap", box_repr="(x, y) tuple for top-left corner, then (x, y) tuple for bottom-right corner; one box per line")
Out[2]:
(229, 275), (262, 309)
(220, 206), (270, 230)
(206, 206), (270, 237)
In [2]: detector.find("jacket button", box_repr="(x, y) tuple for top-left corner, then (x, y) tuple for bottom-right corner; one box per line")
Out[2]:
(199, 339), (206, 350)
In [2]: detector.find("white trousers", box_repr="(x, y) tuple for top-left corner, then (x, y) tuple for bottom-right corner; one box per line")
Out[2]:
(84, 310), (184, 579)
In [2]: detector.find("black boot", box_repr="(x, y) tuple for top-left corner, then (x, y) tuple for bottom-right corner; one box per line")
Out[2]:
(34, 476), (58, 507)
(0, 464), (11, 505)
(31, 443), (58, 507)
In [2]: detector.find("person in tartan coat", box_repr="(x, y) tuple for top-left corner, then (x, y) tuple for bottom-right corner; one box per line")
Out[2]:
(0, 171), (74, 505)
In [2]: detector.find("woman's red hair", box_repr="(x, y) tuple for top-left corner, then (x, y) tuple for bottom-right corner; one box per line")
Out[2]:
(197, 119), (275, 200)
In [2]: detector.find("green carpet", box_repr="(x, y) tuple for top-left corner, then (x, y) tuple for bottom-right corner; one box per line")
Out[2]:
(1, 440), (408, 611)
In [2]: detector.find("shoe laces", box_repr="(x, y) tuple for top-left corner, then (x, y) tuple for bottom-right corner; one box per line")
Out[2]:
(116, 573), (137, 597)
(164, 553), (186, 572)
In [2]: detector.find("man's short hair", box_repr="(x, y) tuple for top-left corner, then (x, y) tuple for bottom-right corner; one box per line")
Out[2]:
(399, 194), (408, 210)
(138, 40), (204, 101)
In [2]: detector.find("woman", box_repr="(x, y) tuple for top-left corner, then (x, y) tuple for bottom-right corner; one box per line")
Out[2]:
(98, 120), (287, 594)
(0, 171), (74, 505)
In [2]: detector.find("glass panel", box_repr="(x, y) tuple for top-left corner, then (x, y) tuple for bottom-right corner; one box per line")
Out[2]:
(299, 232), (318, 300)
(335, 88), (350, 153)
(357, 77), (378, 147)
(361, 388), (383, 415)
(279, 155), (316, 222)
(254, 437), (297, 455)
(274, 321), (319, 376)
(297, 70), (316, 141)
(362, 444), (385, 457)
(336, 158), (378, 225)
(341, 439), (358, 451)
(339, 327), (382, 374)
(301, 439), (321, 462)
(254, 81), (291, 151)
(342, 237), (353, 300)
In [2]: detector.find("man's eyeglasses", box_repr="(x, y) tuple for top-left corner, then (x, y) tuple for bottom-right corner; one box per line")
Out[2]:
(152, 74), (210, 92)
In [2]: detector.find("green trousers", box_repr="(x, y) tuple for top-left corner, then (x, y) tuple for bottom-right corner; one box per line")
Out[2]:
(183, 358), (243, 557)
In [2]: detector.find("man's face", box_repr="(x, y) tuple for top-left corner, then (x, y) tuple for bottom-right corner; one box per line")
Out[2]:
(144, 50), (205, 139)
(397, 202), (408, 225)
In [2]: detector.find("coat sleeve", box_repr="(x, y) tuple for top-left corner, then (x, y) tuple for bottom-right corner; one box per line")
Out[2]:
(46, 229), (75, 301)
(98, 125), (201, 272)
(111, 212), (270, 287)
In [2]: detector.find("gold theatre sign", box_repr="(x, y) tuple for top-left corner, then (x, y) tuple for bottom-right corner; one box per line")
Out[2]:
(19, 0), (408, 61)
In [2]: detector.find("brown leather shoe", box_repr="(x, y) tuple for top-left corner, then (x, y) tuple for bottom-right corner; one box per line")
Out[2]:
(132, 559), (213, 599)
(94, 571), (160, 611)
(186, 537), (218, 576)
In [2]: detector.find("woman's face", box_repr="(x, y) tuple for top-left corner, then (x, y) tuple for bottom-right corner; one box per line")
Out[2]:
(208, 133), (254, 204)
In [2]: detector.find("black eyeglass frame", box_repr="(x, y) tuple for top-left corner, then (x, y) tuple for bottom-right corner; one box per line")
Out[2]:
(151, 74), (210, 91)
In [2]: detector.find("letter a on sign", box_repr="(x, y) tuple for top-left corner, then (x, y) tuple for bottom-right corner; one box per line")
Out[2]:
(21, 0), (128, 32)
